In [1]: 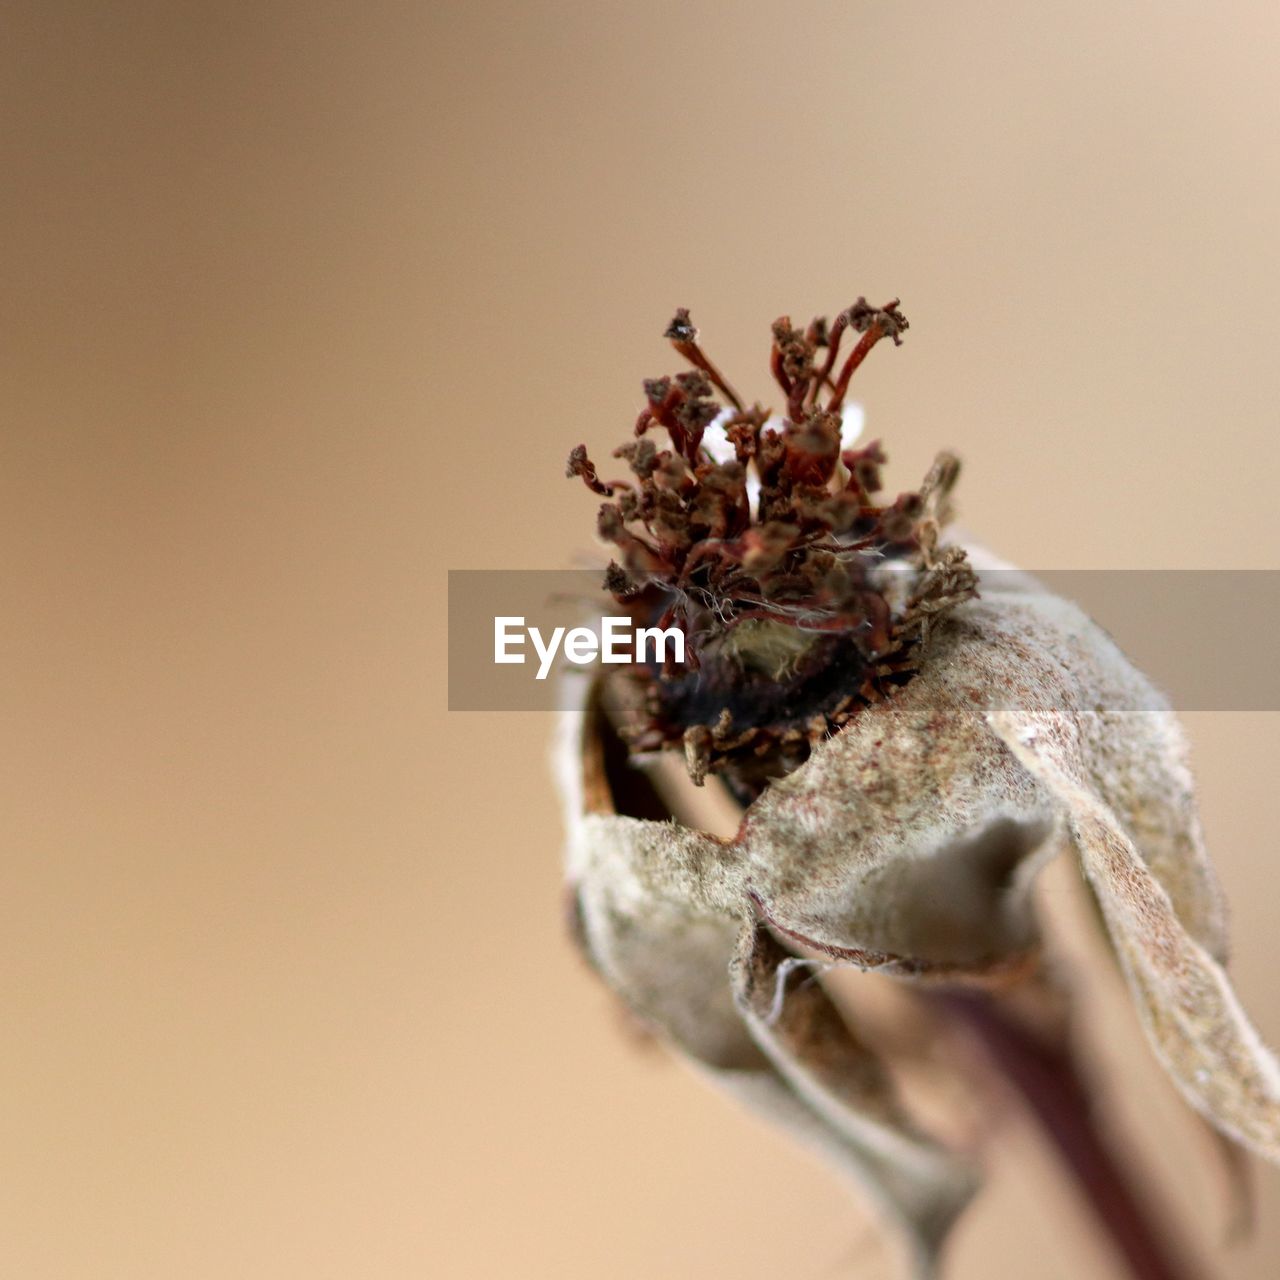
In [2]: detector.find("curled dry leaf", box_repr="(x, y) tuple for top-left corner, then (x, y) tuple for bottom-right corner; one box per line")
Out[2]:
(556, 303), (1280, 1276)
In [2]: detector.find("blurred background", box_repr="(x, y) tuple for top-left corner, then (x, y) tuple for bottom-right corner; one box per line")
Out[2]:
(4, 1), (1280, 1276)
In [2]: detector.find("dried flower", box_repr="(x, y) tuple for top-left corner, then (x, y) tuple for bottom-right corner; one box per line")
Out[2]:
(557, 303), (1280, 1278)
(567, 299), (974, 800)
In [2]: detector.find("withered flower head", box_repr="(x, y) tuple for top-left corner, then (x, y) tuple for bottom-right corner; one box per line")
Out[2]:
(567, 298), (974, 800)
(557, 302), (1280, 1279)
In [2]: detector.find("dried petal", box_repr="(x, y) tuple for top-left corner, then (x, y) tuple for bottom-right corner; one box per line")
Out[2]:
(732, 921), (978, 1277)
(559, 696), (976, 1278)
(992, 706), (1280, 1161)
(558, 552), (1280, 1273)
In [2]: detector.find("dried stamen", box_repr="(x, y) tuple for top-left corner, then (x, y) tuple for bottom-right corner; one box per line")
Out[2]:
(568, 298), (973, 794)
(827, 297), (908, 413)
(665, 308), (745, 412)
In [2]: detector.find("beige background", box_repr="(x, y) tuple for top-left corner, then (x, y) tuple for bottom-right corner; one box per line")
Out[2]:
(4, 1), (1280, 1276)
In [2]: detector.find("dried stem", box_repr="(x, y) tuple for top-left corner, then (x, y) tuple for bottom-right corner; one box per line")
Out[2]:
(937, 988), (1204, 1280)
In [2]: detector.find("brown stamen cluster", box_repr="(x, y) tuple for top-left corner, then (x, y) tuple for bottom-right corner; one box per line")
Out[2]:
(567, 299), (976, 798)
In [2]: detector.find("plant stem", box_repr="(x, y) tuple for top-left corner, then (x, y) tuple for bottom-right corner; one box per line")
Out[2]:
(936, 988), (1204, 1280)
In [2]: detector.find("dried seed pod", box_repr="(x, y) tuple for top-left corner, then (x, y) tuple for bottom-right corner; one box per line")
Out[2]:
(557, 304), (1280, 1277)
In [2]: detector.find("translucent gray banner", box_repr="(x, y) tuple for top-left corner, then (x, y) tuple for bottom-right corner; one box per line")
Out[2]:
(447, 569), (1280, 711)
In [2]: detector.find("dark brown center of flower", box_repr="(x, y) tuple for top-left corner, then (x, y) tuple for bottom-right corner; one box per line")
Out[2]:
(567, 298), (976, 801)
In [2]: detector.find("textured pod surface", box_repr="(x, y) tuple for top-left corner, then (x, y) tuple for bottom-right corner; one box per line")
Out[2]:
(558, 560), (1280, 1273)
